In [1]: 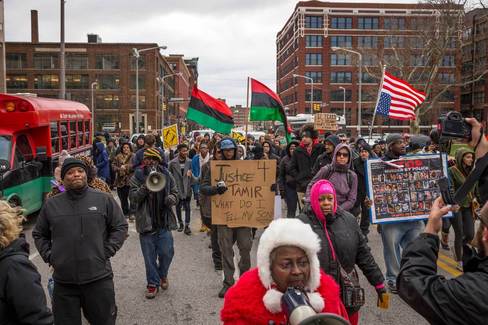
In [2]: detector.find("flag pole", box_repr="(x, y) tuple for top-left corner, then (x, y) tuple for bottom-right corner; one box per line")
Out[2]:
(245, 77), (250, 151)
(369, 65), (386, 142)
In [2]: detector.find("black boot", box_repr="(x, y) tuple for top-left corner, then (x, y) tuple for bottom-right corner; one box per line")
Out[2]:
(218, 284), (230, 298)
(184, 225), (191, 235)
(177, 223), (184, 232)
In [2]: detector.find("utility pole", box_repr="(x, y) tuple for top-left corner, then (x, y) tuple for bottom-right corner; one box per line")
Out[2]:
(0, 0), (6, 93)
(59, 0), (66, 99)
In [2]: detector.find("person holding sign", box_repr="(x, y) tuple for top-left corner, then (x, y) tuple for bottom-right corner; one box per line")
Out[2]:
(200, 138), (253, 299)
(298, 180), (387, 324)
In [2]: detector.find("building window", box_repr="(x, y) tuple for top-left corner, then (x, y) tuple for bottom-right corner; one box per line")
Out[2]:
(474, 91), (485, 104)
(96, 75), (120, 89)
(34, 74), (59, 89)
(306, 35), (323, 48)
(358, 36), (378, 48)
(33, 53), (58, 69)
(361, 92), (376, 101)
(331, 53), (351, 66)
(362, 72), (377, 83)
(330, 71), (352, 83)
(6, 75), (28, 89)
(305, 53), (322, 65)
(331, 17), (352, 29)
(442, 55), (455, 67)
(384, 17), (405, 30)
(358, 17), (379, 29)
(410, 37), (425, 49)
(130, 56), (146, 70)
(438, 72), (455, 84)
(305, 89), (322, 102)
(130, 95), (146, 109)
(70, 94), (90, 106)
(96, 95), (120, 109)
(330, 89), (352, 101)
(384, 36), (405, 48)
(66, 54), (88, 69)
(304, 71), (322, 83)
(95, 54), (120, 69)
(130, 74), (145, 89)
(439, 90), (455, 102)
(6, 53), (27, 69)
(411, 54), (427, 67)
(66, 74), (89, 89)
(305, 16), (323, 28)
(363, 54), (378, 66)
(330, 36), (352, 48)
(446, 38), (456, 49)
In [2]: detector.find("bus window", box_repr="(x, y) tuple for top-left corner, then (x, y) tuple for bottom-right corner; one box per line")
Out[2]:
(77, 121), (83, 147)
(0, 135), (12, 164)
(60, 122), (68, 150)
(13, 134), (33, 169)
(50, 122), (59, 153)
(84, 121), (90, 145)
(69, 121), (76, 149)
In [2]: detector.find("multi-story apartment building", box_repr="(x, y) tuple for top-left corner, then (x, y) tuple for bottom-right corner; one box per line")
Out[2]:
(277, 1), (462, 135)
(5, 10), (198, 134)
(462, 8), (488, 122)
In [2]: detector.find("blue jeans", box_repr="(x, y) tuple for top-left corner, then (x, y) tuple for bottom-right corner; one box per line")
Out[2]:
(381, 221), (423, 283)
(139, 229), (174, 287)
(176, 198), (191, 225)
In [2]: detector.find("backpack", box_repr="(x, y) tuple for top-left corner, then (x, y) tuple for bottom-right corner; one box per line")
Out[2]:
(321, 164), (354, 190)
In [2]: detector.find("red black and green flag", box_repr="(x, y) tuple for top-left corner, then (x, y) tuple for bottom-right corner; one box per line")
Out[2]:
(249, 78), (292, 142)
(187, 86), (234, 134)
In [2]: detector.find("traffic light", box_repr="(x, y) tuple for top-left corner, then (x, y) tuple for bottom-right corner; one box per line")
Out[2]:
(313, 103), (321, 111)
(162, 103), (167, 111)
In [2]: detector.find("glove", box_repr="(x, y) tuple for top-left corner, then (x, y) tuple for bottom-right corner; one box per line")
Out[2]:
(270, 183), (277, 192)
(216, 186), (228, 195)
(164, 195), (177, 207)
(376, 285), (389, 309)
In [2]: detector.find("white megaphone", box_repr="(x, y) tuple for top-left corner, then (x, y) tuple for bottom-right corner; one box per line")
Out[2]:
(146, 168), (167, 192)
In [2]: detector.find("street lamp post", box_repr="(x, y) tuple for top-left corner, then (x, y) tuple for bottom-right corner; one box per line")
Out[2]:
(156, 72), (184, 130)
(331, 47), (362, 136)
(90, 81), (98, 135)
(293, 73), (314, 114)
(339, 86), (346, 123)
(132, 45), (167, 134)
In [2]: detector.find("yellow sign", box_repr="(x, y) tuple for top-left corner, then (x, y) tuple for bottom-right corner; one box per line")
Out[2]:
(210, 160), (277, 228)
(162, 124), (179, 149)
(314, 113), (338, 131)
(231, 131), (245, 143)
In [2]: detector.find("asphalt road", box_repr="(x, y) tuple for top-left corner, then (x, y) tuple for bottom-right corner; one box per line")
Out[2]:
(23, 197), (457, 325)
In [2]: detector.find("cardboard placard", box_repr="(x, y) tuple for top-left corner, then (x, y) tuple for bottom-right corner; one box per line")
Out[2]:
(210, 160), (276, 228)
(314, 113), (338, 131)
(162, 124), (179, 149)
(366, 154), (452, 224)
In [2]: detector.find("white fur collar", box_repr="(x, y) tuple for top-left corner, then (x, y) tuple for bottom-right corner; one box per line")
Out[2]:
(262, 288), (324, 314)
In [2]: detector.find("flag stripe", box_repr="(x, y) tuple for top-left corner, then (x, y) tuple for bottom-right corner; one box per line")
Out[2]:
(384, 75), (426, 102)
(251, 79), (284, 105)
(383, 87), (419, 107)
(188, 96), (234, 124)
(385, 73), (426, 98)
(187, 107), (233, 134)
(190, 87), (233, 117)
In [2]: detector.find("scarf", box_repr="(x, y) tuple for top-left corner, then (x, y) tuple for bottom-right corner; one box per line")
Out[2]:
(200, 153), (210, 170)
(300, 139), (319, 155)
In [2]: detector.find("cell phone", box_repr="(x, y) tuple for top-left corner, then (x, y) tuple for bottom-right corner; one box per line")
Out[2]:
(438, 177), (455, 205)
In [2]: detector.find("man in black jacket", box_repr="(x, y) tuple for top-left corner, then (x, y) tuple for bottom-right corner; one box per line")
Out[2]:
(0, 201), (53, 325)
(352, 143), (374, 239)
(33, 158), (128, 325)
(288, 124), (324, 208)
(278, 140), (299, 218)
(312, 134), (340, 175)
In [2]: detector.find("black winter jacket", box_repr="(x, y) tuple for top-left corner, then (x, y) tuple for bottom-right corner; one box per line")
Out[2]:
(33, 187), (128, 285)
(353, 157), (368, 205)
(288, 144), (325, 192)
(297, 208), (384, 287)
(312, 151), (333, 176)
(0, 237), (53, 325)
(398, 233), (488, 325)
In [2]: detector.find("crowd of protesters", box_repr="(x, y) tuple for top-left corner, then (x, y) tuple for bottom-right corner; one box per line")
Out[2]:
(2, 120), (488, 324)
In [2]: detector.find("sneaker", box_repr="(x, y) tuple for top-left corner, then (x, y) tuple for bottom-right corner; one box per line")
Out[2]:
(184, 225), (192, 235)
(218, 285), (230, 298)
(145, 286), (158, 299)
(199, 225), (209, 232)
(177, 224), (184, 232)
(129, 215), (135, 223)
(387, 280), (398, 294)
(160, 277), (169, 290)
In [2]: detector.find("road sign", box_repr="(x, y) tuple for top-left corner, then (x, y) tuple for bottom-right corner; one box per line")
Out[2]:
(162, 124), (179, 149)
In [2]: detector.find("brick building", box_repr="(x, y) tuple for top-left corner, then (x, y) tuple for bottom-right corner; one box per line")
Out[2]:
(276, 1), (462, 135)
(230, 105), (250, 127)
(5, 10), (198, 134)
(461, 8), (488, 122)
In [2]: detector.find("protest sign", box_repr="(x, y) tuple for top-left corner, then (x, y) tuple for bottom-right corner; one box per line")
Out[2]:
(231, 131), (245, 143)
(162, 124), (179, 149)
(314, 113), (338, 131)
(366, 154), (452, 224)
(210, 160), (276, 228)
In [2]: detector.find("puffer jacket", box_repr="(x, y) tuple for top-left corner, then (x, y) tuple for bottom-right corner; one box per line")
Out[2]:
(33, 187), (128, 285)
(288, 142), (325, 192)
(297, 207), (384, 288)
(448, 147), (475, 208)
(306, 144), (358, 212)
(0, 237), (53, 325)
(129, 165), (179, 233)
(94, 142), (110, 181)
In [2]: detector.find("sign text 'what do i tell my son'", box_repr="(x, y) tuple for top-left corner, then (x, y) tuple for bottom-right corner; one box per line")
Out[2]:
(210, 160), (276, 228)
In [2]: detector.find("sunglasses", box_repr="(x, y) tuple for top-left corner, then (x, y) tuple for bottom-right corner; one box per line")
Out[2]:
(337, 152), (349, 158)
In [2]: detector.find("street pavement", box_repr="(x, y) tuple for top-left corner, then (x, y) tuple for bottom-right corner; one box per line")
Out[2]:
(23, 196), (459, 325)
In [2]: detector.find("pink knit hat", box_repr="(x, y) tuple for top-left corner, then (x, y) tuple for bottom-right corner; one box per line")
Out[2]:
(310, 180), (337, 219)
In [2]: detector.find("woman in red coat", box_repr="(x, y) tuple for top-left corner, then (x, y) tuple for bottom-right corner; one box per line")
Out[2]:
(221, 218), (349, 324)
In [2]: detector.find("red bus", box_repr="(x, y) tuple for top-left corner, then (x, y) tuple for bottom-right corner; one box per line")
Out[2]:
(0, 94), (92, 214)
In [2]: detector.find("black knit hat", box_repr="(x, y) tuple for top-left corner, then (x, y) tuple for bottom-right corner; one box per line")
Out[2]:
(61, 158), (88, 180)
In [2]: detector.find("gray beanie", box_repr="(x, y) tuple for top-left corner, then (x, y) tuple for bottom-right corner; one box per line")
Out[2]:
(386, 134), (403, 147)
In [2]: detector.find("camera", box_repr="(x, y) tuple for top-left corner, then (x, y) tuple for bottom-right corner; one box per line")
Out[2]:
(438, 111), (472, 140)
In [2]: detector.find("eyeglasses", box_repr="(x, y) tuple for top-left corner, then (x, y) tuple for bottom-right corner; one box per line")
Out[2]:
(337, 152), (349, 158)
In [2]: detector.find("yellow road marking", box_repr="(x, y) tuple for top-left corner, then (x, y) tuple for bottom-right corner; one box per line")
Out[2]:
(437, 259), (462, 277)
(438, 253), (459, 268)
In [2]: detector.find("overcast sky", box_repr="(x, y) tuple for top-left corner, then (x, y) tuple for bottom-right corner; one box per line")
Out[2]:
(5, 0), (475, 106)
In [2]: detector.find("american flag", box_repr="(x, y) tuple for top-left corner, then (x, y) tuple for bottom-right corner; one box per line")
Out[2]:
(375, 71), (426, 120)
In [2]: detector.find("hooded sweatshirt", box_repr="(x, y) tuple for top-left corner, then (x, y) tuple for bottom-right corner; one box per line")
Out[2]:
(94, 141), (110, 180)
(449, 147), (475, 208)
(306, 143), (358, 212)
